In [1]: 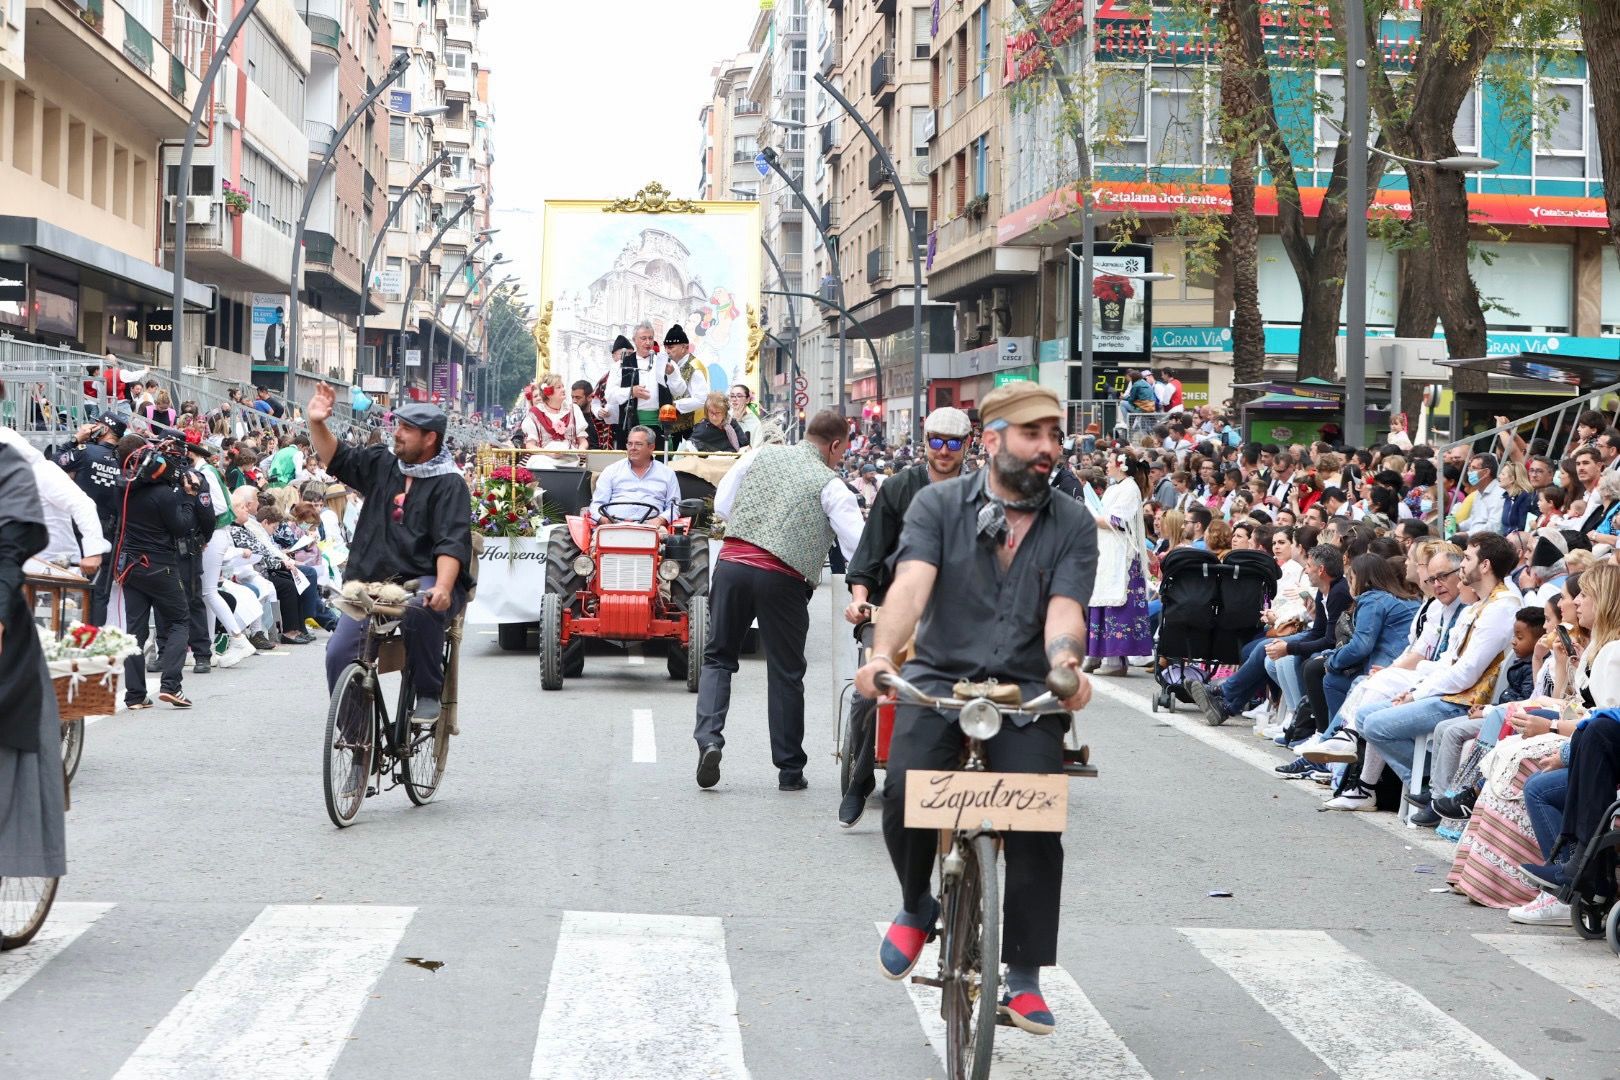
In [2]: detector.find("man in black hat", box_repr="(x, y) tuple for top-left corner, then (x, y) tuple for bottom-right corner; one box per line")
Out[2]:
(606, 322), (688, 449)
(307, 385), (473, 730)
(663, 323), (706, 443)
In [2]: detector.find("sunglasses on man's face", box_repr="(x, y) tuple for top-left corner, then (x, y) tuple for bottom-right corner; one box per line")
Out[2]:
(926, 436), (966, 451)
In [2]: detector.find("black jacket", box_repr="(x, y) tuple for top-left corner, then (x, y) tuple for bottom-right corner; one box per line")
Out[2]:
(120, 479), (198, 564)
(687, 419), (748, 453)
(1287, 574), (1351, 657)
(846, 464), (932, 603)
(57, 440), (124, 531)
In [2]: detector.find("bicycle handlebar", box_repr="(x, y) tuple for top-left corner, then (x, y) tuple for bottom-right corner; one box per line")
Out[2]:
(876, 670), (1072, 716)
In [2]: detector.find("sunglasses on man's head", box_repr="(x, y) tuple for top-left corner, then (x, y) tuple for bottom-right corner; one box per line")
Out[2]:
(926, 436), (966, 451)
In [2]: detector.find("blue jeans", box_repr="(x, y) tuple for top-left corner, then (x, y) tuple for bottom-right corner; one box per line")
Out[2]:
(1358, 696), (1469, 784)
(1523, 767), (1569, 860)
(1266, 653), (1305, 716)
(1218, 634), (1299, 715)
(1323, 669), (1358, 731)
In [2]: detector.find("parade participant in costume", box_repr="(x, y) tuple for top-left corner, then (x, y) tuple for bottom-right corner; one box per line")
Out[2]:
(0, 443), (67, 894)
(693, 409), (864, 792)
(571, 380), (615, 451)
(836, 405), (970, 827)
(664, 324), (707, 443)
(519, 374), (589, 462)
(1084, 453), (1153, 675)
(854, 381), (1097, 1036)
(728, 384), (763, 447)
(606, 322), (688, 449)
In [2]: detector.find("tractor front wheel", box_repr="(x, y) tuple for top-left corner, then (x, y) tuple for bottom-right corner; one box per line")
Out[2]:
(539, 592), (566, 691)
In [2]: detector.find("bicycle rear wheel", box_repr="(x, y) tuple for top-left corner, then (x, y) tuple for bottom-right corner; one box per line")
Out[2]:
(0, 875), (60, 950)
(942, 833), (1000, 1080)
(400, 674), (445, 806)
(324, 663), (375, 828)
(61, 717), (84, 785)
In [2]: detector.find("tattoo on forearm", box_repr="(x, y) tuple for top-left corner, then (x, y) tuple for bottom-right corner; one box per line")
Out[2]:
(1046, 634), (1085, 664)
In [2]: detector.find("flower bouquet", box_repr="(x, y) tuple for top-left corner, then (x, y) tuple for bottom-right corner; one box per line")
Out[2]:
(221, 180), (250, 217)
(1093, 274), (1135, 332)
(40, 622), (141, 720)
(471, 464), (548, 538)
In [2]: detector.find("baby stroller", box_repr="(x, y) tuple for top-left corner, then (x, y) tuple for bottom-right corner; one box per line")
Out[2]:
(1152, 547), (1279, 715)
(1553, 795), (1620, 953)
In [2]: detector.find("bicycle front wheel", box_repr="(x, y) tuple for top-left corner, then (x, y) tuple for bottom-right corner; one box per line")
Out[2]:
(0, 875), (60, 950)
(324, 664), (375, 828)
(942, 833), (1000, 1080)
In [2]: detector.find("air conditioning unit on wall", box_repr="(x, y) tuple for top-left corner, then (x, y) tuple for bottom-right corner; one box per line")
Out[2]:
(166, 195), (216, 224)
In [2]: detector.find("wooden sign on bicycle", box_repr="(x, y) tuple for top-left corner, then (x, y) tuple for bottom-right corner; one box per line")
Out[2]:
(903, 770), (1068, 833)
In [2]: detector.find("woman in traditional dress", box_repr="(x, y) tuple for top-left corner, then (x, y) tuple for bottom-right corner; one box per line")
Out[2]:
(0, 442), (68, 915)
(517, 374), (588, 467)
(1085, 452), (1152, 676)
(1446, 564), (1620, 913)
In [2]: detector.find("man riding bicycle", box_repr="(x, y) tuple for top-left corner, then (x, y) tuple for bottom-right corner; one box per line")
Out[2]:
(307, 386), (472, 723)
(855, 382), (1096, 1037)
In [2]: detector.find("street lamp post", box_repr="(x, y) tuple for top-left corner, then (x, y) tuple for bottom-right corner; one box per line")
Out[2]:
(429, 259), (508, 382)
(170, 0), (262, 379)
(816, 73), (925, 448)
(356, 145), (449, 380)
(286, 50), (411, 394)
(756, 235), (802, 434)
(762, 289), (881, 391)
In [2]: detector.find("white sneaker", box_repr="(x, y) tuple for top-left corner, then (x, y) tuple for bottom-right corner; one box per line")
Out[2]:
(1242, 704), (1270, 721)
(1262, 722), (1288, 740)
(1508, 892), (1572, 926)
(1304, 731), (1360, 765)
(1295, 733), (1327, 755)
(219, 635), (254, 668)
(1324, 786), (1378, 811)
(215, 641), (243, 669)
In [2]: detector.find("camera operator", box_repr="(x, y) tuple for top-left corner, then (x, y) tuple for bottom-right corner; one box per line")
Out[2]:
(114, 434), (202, 709)
(56, 415), (127, 623)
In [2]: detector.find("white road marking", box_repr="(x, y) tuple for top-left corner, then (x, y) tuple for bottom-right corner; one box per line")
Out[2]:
(1182, 928), (1535, 1080)
(632, 708), (657, 763)
(530, 911), (749, 1080)
(873, 923), (1152, 1079)
(1477, 933), (1620, 1020)
(1086, 678), (1457, 859)
(626, 647), (646, 666)
(112, 904), (414, 1080)
(0, 902), (114, 1005)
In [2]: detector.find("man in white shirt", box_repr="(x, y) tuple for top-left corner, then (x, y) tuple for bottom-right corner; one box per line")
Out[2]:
(1458, 452), (1506, 535)
(1327, 534), (1519, 809)
(605, 322), (688, 448)
(590, 425), (681, 526)
(665, 324), (708, 440)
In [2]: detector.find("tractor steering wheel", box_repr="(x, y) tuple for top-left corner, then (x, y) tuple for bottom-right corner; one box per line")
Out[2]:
(595, 500), (663, 524)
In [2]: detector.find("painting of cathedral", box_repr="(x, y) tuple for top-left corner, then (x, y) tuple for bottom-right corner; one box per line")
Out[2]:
(539, 197), (762, 398)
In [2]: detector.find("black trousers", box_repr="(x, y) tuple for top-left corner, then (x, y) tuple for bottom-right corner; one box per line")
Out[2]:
(692, 560), (813, 774)
(264, 569), (303, 636)
(1563, 713), (1620, 849)
(1302, 653), (1331, 734)
(89, 535), (116, 625)
(881, 706), (1067, 966)
(180, 551), (210, 660)
(844, 692), (877, 797)
(121, 559), (189, 702)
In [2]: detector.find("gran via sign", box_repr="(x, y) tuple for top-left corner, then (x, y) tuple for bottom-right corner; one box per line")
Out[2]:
(1152, 326), (1231, 352)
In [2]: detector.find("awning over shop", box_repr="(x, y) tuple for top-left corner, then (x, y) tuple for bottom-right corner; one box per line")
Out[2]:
(1437, 350), (1620, 390)
(0, 216), (214, 313)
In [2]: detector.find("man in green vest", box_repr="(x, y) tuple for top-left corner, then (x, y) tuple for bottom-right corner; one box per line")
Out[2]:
(694, 409), (865, 792)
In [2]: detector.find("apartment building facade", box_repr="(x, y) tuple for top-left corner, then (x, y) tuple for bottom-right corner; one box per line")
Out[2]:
(697, 54), (759, 202)
(0, 0), (212, 359)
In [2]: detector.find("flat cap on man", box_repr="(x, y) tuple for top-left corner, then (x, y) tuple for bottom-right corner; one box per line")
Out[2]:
(394, 402), (447, 436)
(978, 382), (1062, 429)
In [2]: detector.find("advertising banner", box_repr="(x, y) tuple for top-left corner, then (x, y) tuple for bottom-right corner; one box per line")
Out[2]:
(1069, 242), (1153, 364)
(251, 294), (288, 365)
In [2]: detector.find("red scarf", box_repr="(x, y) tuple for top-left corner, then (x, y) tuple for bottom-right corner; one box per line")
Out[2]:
(528, 400), (574, 443)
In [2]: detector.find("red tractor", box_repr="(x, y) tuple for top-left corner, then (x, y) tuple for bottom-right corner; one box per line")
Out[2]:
(538, 499), (709, 691)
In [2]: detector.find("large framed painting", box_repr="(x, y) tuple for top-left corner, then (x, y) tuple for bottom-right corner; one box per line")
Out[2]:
(535, 183), (763, 401)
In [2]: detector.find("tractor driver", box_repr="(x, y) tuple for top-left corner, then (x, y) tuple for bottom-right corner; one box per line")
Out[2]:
(590, 424), (681, 526)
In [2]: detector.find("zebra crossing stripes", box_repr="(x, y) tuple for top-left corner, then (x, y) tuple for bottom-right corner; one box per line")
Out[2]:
(110, 904), (415, 1080)
(873, 922), (1153, 1080)
(1477, 932), (1620, 1020)
(0, 901), (113, 1005)
(1181, 928), (1538, 1080)
(529, 911), (750, 1080)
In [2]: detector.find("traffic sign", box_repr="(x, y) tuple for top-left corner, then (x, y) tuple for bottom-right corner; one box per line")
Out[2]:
(755, 152), (771, 178)
(794, 375), (808, 391)
(794, 392), (809, 408)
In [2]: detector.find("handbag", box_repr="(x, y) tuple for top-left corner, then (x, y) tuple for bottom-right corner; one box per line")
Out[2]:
(1089, 526), (1129, 608)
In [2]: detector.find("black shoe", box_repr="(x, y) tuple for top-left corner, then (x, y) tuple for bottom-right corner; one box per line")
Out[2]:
(1402, 789), (1432, 809)
(839, 791), (868, 825)
(248, 631), (276, 652)
(779, 772), (808, 791)
(1186, 679), (1228, 725)
(1433, 787), (1478, 820)
(1407, 806), (1442, 828)
(696, 745), (722, 789)
(1274, 755), (1317, 778)
(193, 659), (210, 674)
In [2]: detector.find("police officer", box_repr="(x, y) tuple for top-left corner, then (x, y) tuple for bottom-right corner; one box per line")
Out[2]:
(837, 406), (970, 827)
(114, 434), (204, 709)
(57, 416), (127, 624)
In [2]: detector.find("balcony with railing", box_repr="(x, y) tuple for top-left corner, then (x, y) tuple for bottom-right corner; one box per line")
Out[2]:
(304, 230), (338, 268)
(33, 0), (201, 136)
(305, 120), (337, 155)
(819, 37), (840, 75)
(868, 154), (894, 192)
(866, 247), (893, 285)
(871, 50), (897, 102)
(305, 13), (340, 50)
(775, 190), (803, 220)
(820, 199), (840, 232)
(778, 11), (807, 37)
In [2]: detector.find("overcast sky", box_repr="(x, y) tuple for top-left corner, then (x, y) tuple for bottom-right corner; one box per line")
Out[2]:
(485, 0), (765, 313)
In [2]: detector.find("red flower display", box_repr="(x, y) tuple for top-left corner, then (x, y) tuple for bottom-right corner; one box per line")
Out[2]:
(1092, 274), (1135, 304)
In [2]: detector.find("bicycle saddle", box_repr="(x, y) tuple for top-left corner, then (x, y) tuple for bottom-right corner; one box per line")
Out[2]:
(951, 678), (1021, 705)
(335, 580), (415, 619)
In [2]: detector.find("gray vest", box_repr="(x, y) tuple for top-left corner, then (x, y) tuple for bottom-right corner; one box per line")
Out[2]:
(726, 442), (836, 581)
